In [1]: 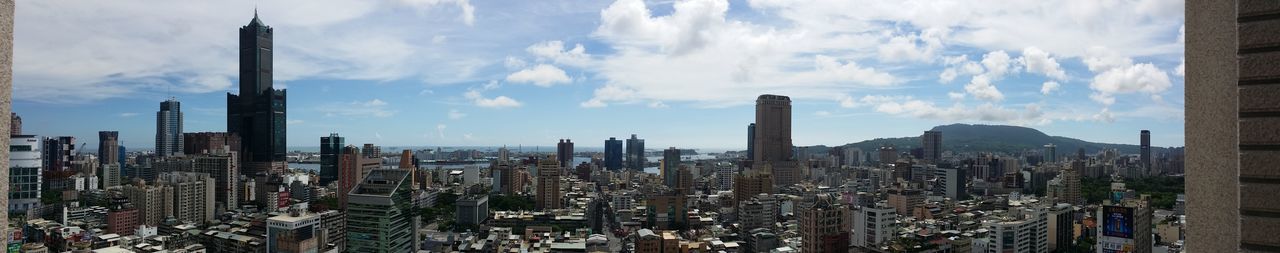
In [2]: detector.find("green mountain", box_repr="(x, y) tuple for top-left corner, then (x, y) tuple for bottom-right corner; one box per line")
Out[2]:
(810, 124), (1166, 155)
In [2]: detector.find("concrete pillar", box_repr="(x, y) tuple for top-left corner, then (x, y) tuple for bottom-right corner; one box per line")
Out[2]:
(0, 0), (14, 238)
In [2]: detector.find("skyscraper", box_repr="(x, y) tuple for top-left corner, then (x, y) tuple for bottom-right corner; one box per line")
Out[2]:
(939, 167), (967, 201)
(746, 123), (755, 160)
(183, 132), (241, 155)
(320, 133), (344, 186)
(346, 169), (418, 252)
(158, 172), (216, 224)
(9, 112), (19, 135)
(228, 12), (287, 175)
(662, 147), (681, 188)
(754, 94), (799, 186)
(9, 135), (41, 213)
(1140, 130), (1151, 170)
(1043, 143), (1057, 164)
(604, 137), (622, 171)
(361, 143), (380, 158)
(536, 157), (561, 210)
(557, 139), (574, 168)
(156, 98), (184, 157)
(922, 130), (942, 163)
(98, 131), (119, 165)
(625, 134), (645, 170)
(753, 94), (793, 162)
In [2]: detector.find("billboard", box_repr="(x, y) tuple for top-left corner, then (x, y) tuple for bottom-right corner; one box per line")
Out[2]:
(1103, 206), (1134, 239)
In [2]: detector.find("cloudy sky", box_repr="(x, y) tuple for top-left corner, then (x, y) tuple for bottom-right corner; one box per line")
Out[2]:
(12, 0), (1184, 150)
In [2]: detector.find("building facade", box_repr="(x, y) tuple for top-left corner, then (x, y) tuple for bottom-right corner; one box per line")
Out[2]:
(156, 99), (184, 157)
(346, 169), (417, 252)
(266, 207), (321, 253)
(9, 135), (40, 213)
(158, 172), (216, 225)
(557, 139), (574, 169)
(662, 147), (680, 188)
(604, 137), (622, 171)
(536, 157), (562, 210)
(320, 133), (343, 186)
(625, 134), (645, 170)
(228, 12), (287, 174)
(922, 130), (942, 163)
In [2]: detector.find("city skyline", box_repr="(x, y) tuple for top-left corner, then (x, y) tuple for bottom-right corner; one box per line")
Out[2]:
(10, 0), (1184, 149)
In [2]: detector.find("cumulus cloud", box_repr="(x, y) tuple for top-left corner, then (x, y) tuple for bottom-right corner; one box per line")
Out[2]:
(1041, 81), (1061, 95)
(1088, 63), (1171, 105)
(877, 28), (947, 63)
(464, 90), (523, 108)
(119, 112), (139, 117)
(398, 0), (476, 26)
(505, 64), (571, 86)
(850, 95), (1045, 124)
(980, 50), (1018, 80)
(526, 40), (593, 68)
(964, 74), (1004, 101)
(1019, 47), (1067, 80)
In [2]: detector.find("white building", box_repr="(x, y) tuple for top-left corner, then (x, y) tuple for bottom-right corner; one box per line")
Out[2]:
(9, 135), (41, 213)
(853, 205), (897, 248)
(981, 207), (1049, 253)
(716, 165), (735, 190)
(267, 206), (322, 253)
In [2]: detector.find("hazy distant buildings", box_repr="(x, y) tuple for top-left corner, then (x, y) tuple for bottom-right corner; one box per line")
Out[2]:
(557, 139), (574, 168)
(1043, 143), (1057, 164)
(228, 12), (287, 175)
(1140, 130), (1151, 170)
(604, 137), (622, 171)
(626, 134), (645, 170)
(922, 130), (942, 163)
(320, 133), (344, 186)
(536, 157), (561, 210)
(346, 169), (418, 252)
(156, 98), (184, 157)
(878, 144), (897, 165)
(9, 112), (19, 135)
(9, 135), (41, 213)
(662, 147), (681, 188)
(183, 132), (241, 155)
(747, 123), (756, 160)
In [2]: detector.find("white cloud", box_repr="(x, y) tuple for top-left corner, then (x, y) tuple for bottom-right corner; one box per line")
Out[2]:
(504, 56), (527, 69)
(436, 124), (448, 139)
(1041, 81), (1061, 95)
(398, 0), (476, 26)
(813, 110), (832, 117)
(1088, 63), (1171, 105)
(938, 68), (958, 84)
(448, 109), (466, 119)
(526, 40), (593, 68)
(1019, 47), (1067, 80)
(12, 0), (477, 103)
(861, 96), (1045, 125)
(580, 99), (608, 108)
(432, 35), (448, 44)
(505, 64), (571, 86)
(319, 99), (396, 117)
(1084, 47), (1134, 72)
(464, 90), (523, 108)
(119, 112), (139, 117)
(648, 101), (669, 108)
(1174, 58), (1184, 77)
(980, 50), (1018, 80)
(877, 28), (946, 63)
(964, 74), (1004, 101)
(287, 119), (305, 125)
(947, 92), (965, 101)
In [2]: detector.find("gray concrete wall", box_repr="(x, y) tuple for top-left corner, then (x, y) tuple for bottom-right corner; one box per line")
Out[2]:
(0, 0), (13, 237)
(1186, 0), (1239, 252)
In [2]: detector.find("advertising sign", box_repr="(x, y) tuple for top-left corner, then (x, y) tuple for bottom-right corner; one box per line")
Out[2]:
(1103, 206), (1134, 239)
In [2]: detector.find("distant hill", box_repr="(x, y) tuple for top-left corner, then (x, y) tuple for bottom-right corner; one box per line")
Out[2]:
(806, 124), (1170, 155)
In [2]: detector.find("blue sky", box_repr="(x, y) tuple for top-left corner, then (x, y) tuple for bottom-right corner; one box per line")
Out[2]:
(12, 0), (1184, 150)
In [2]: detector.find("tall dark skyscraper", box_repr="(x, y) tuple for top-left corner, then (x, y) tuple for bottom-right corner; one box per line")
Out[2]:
(556, 139), (574, 168)
(604, 137), (623, 171)
(98, 131), (119, 165)
(321, 133), (344, 186)
(753, 94), (799, 186)
(156, 98), (183, 157)
(1140, 130), (1151, 169)
(626, 134), (645, 170)
(663, 147), (681, 188)
(922, 130), (942, 163)
(228, 12), (287, 173)
(746, 123), (755, 161)
(754, 94), (793, 162)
